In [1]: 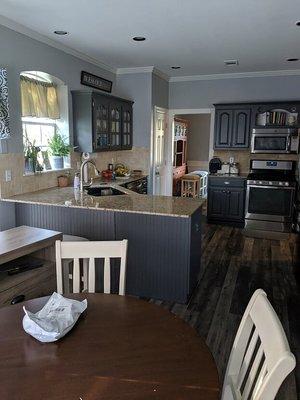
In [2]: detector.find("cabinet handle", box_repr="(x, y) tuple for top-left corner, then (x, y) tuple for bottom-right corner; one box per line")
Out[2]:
(227, 190), (230, 194)
(224, 181), (230, 185)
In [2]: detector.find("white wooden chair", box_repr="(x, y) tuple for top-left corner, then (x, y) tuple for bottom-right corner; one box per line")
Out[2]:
(55, 239), (128, 295)
(222, 289), (296, 400)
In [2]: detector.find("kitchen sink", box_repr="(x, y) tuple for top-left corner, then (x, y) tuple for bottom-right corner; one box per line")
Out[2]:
(85, 187), (127, 197)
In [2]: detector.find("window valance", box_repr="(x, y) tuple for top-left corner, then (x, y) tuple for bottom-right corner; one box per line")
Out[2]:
(20, 76), (60, 119)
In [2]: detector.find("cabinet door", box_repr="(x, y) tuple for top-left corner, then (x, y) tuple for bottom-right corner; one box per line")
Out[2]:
(122, 103), (133, 149)
(207, 187), (227, 219)
(214, 109), (233, 148)
(226, 188), (245, 221)
(232, 109), (251, 148)
(92, 96), (110, 151)
(109, 101), (122, 149)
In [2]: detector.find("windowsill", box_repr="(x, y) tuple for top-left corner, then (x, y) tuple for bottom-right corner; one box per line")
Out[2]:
(23, 167), (73, 177)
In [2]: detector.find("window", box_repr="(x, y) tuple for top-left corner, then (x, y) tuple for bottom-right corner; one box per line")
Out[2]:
(21, 71), (70, 174)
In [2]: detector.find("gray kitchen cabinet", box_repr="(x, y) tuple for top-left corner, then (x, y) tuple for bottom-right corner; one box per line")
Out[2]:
(72, 91), (133, 152)
(214, 105), (251, 149)
(207, 176), (246, 226)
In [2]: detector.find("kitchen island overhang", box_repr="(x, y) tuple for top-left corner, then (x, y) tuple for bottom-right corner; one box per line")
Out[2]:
(2, 188), (204, 303)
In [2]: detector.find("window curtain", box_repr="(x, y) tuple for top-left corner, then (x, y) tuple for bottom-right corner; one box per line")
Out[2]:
(20, 76), (60, 119)
(0, 68), (10, 139)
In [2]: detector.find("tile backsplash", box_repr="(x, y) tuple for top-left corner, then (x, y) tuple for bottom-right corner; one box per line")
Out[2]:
(0, 146), (150, 198)
(213, 150), (299, 173)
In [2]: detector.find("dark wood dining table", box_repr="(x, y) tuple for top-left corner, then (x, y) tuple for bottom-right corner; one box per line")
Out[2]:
(0, 294), (220, 399)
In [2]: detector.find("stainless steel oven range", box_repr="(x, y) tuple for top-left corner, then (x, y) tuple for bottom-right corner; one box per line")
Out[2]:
(245, 160), (296, 233)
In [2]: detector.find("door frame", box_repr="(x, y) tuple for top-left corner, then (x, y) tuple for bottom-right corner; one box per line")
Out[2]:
(166, 108), (215, 196)
(150, 106), (168, 195)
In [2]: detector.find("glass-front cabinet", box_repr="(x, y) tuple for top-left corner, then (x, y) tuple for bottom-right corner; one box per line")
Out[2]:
(93, 96), (110, 150)
(72, 91), (133, 153)
(122, 103), (133, 149)
(109, 101), (121, 149)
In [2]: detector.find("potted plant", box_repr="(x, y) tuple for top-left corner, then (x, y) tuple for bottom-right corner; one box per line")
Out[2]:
(48, 132), (70, 170)
(24, 134), (42, 174)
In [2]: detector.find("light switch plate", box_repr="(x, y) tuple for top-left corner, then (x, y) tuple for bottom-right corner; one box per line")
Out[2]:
(5, 170), (12, 182)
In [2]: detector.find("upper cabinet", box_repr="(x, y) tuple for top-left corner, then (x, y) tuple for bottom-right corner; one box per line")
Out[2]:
(214, 106), (251, 149)
(72, 91), (133, 152)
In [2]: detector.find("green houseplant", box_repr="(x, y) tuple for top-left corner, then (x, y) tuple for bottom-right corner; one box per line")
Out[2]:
(48, 132), (70, 170)
(24, 134), (42, 174)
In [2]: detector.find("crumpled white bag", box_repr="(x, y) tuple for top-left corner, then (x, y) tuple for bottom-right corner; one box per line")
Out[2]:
(22, 292), (87, 343)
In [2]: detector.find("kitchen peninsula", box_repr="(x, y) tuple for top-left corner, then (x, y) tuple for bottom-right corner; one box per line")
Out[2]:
(2, 181), (204, 303)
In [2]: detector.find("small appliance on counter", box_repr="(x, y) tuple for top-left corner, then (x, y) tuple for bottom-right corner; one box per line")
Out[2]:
(229, 162), (239, 175)
(209, 157), (222, 174)
(220, 162), (230, 174)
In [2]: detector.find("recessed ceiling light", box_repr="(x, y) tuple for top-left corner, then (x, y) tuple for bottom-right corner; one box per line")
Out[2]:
(133, 36), (146, 41)
(171, 66), (181, 69)
(286, 58), (299, 62)
(54, 30), (68, 35)
(295, 21), (300, 26)
(224, 59), (239, 66)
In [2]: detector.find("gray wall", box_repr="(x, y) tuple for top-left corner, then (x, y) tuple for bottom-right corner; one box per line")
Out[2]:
(116, 72), (152, 148)
(169, 75), (300, 109)
(152, 74), (169, 109)
(0, 24), (116, 154)
(177, 114), (210, 161)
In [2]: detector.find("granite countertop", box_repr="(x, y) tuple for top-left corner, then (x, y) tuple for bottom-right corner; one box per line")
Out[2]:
(3, 179), (204, 218)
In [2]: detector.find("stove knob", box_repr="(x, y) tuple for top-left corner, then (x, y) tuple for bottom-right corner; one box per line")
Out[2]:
(279, 182), (283, 186)
(259, 181), (263, 185)
(285, 182), (289, 187)
(253, 180), (257, 184)
(269, 181), (273, 185)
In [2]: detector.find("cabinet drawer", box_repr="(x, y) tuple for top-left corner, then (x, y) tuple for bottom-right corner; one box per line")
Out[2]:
(208, 176), (245, 188)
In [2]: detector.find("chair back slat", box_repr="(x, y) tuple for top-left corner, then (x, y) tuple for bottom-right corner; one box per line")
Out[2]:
(56, 240), (128, 296)
(72, 258), (80, 293)
(88, 258), (96, 293)
(222, 289), (296, 400)
(237, 328), (259, 390)
(242, 344), (264, 399)
(103, 257), (111, 294)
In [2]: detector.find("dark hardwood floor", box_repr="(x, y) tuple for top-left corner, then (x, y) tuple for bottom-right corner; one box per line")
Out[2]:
(149, 223), (300, 400)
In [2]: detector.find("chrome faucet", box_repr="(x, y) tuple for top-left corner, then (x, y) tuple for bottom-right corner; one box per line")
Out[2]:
(80, 159), (100, 192)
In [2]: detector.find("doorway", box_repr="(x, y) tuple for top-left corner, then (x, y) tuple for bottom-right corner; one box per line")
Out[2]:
(167, 109), (214, 197)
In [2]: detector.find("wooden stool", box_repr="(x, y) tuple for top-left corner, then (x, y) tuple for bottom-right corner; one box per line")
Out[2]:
(181, 174), (200, 198)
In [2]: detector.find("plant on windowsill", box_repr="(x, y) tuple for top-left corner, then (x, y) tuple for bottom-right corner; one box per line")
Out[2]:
(24, 134), (43, 174)
(48, 132), (70, 170)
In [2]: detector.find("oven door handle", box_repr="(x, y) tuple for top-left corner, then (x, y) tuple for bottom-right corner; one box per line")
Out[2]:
(247, 184), (295, 190)
(286, 135), (291, 152)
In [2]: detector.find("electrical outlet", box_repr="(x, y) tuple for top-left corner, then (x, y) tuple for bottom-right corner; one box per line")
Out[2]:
(229, 156), (234, 164)
(5, 170), (12, 182)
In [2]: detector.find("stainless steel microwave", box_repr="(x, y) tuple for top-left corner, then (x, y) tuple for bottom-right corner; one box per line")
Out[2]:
(251, 128), (299, 154)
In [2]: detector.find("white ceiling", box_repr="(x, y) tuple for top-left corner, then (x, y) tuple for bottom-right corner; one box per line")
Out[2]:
(1, 0), (300, 78)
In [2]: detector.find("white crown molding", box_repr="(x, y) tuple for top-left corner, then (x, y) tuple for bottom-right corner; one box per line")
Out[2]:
(169, 69), (300, 82)
(153, 67), (170, 82)
(0, 15), (116, 74)
(116, 66), (170, 82)
(116, 66), (155, 75)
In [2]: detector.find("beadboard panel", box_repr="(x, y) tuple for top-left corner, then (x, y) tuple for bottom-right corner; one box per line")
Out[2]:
(15, 204), (115, 240)
(15, 203), (201, 303)
(115, 211), (193, 302)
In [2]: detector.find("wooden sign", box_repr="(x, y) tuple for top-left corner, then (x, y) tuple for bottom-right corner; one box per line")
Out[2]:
(81, 71), (112, 93)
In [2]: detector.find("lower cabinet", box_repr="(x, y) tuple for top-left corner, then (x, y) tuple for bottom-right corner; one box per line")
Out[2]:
(207, 176), (246, 226)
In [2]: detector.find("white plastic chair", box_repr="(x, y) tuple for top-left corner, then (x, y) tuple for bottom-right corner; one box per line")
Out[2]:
(55, 239), (128, 295)
(222, 289), (296, 400)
